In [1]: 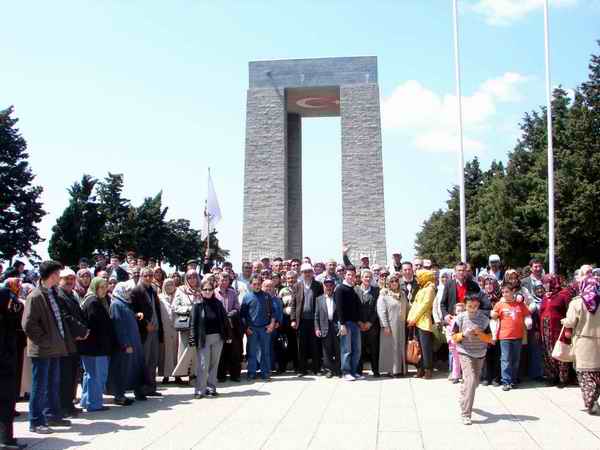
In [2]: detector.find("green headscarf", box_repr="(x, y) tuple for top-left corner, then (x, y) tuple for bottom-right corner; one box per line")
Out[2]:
(82, 277), (109, 309)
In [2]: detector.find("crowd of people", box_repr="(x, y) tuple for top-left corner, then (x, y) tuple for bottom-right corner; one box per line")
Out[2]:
(0, 250), (600, 448)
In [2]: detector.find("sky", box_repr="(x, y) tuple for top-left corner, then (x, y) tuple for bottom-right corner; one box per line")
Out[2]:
(1, 0), (599, 269)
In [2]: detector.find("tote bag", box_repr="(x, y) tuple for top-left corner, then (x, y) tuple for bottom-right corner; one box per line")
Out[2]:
(406, 327), (422, 365)
(551, 326), (574, 363)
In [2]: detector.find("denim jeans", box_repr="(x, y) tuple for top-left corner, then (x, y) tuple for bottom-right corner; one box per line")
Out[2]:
(81, 356), (109, 411)
(340, 321), (361, 376)
(247, 326), (271, 379)
(29, 357), (62, 427)
(500, 339), (522, 385)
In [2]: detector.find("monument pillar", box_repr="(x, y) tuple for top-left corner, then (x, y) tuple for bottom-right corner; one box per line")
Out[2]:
(340, 84), (387, 265)
(286, 113), (302, 259)
(242, 87), (287, 262)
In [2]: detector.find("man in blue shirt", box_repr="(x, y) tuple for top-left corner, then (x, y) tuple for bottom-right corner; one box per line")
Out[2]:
(241, 276), (275, 380)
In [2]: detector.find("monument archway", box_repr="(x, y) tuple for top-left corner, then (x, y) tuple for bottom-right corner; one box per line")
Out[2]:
(242, 57), (387, 265)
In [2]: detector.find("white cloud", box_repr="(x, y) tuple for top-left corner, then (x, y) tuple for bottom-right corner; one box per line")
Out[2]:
(382, 72), (530, 153)
(470, 0), (577, 26)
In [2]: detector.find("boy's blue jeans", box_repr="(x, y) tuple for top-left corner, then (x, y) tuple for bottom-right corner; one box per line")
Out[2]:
(500, 339), (522, 385)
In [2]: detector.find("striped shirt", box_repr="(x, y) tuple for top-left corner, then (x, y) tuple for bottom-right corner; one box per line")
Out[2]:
(452, 311), (490, 358)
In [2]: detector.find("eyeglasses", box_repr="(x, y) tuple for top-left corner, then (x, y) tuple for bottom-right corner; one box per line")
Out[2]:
(142, 274), (152, 278)
(201, 288), (212, 292)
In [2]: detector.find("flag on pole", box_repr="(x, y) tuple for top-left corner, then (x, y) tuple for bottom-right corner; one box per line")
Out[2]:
(202, 171), (222, 240)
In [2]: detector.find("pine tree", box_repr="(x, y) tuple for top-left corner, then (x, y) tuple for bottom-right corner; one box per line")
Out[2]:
(48, 175), (103, 266)
(96, 173), (133, 256)
(0, 106), (46, 262)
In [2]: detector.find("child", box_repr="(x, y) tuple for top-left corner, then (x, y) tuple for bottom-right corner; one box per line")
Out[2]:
(452, 294), (493, 425)
(446, 303), (466, 383)
(491, 285), (532, 391)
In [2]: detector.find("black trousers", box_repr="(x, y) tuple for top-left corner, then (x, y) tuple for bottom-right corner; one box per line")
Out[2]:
(0, 373), (16, 444)
(298, 319), (320, 374)
(416, 329), (433, 370)
(279, 319), (298, 372)
(358, 326), (380, 375)
(59, 354), (80, 415)
(217, 334), (242, 380)
(321, 322), (340, 375)
(483, 343), (501, 383)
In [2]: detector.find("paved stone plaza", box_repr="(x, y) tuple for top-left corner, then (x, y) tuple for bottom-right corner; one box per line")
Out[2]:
(13, 374), (600, 450)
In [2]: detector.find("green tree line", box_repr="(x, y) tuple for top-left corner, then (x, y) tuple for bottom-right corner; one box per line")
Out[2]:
(415, 42), (600, 274)
(47, 173), (229, 270)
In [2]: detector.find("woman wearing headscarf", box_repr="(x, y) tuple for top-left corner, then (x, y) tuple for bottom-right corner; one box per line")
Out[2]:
(18, 283), (34, 400)
(3, 279), (27, 406)
(407, 270), (436, 379)
(563, 273), (600, 414)
(79, 277), (116, 412)
(153, 267), (166, 295)
(74, 269), (92, 299)
(377, 274), (410, 377)
(107, 281), (145, 404)
(170, 272), (182, 288)
(481, 275), (502, 386)
(159, 278), (179, 384)
(0, 281), (26, 449)
(189, 279), (231, 399)
(432, 269), (453, 326)
(540, 274), (572, 387)
(172, 270), (202, 380)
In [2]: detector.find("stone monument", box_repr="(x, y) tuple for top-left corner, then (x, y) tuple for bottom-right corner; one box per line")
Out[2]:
(242, 56), (387, 265)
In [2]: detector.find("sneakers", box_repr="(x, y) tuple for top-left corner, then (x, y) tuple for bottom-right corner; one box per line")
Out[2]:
(29, 425), (53, 434)
(343, 374), (356, 382)
(502, 384), (511, 391)
(0, 441), (28, 449)
(46, 419), (71, 427)
(462, 416), (472, 425)
(354, 374), (366, 381)
(193, 394), (204, 400)
(588, 404), (600, 416)
(481, 380), (489, 386)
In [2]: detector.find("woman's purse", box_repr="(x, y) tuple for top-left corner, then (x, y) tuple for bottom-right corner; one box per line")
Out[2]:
(406, 327), (422, 365)
(174, 313), (190, 332)
(551, 326), (574, 363)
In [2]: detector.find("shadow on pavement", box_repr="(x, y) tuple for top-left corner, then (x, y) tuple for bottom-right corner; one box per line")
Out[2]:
(471, 408), (540, 424)
(19, 437), (90, 450)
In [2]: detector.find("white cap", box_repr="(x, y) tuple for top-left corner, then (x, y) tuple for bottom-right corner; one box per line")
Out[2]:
(392, 251), (402, 256)
(371, 264), (382, 271)
(360, 254), (369, 260)
(300, 263), (313, 273)
(423, 259), (432, 267)
(489, 254), (501, 263)
(59, 267), (76, 278)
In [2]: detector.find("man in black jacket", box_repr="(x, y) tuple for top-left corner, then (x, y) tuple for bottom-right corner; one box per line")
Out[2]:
(440, 262), (481, 323)
(355, 269), (381, 377)
(130, 268), (164, 397)
(55, 268), (88, 418)
(106, 256), (129, 282)
(335, 266), (363, 381)
(291, 264), (324, 376)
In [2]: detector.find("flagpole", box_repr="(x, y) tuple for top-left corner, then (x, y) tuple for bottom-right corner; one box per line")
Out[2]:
(452, 0), (467, 262)
(543, 0), (556, 274)
(206, 168), (211, 267)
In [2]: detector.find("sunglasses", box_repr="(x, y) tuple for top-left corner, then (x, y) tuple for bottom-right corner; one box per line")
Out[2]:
(201, 288), (212, 292)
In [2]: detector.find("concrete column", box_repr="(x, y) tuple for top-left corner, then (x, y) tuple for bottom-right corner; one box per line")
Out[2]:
(242, 87), (287, 262)
(340, 84), (387, 266)
(286, 113), (302, 259)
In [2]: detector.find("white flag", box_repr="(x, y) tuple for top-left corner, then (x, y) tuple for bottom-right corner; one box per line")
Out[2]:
(202, 172), (222, 240)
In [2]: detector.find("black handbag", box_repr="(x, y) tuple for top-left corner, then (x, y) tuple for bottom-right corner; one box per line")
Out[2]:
(174, 313), (190, 332)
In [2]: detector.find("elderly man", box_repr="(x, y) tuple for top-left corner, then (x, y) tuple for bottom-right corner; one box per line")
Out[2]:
(130, 268), (164, 397)
(315, 276), (340, 378)
(215, 273), (242, 382)
(316, 259), (339, 284)
(356, 270), (381, 377)
(291, 263), (324, 376)
(389, 251), (403, 275)
(56, 268), (88, 418)
(22, 261), (71, 434)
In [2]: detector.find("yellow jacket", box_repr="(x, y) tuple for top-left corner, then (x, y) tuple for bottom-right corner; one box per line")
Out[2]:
(407, 270), (436, 332)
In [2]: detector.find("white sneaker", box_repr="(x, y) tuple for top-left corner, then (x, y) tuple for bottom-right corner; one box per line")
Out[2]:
(354, 374), (366, 380)
(462, 417), (472, 425)
(343, 374), (356, 381)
